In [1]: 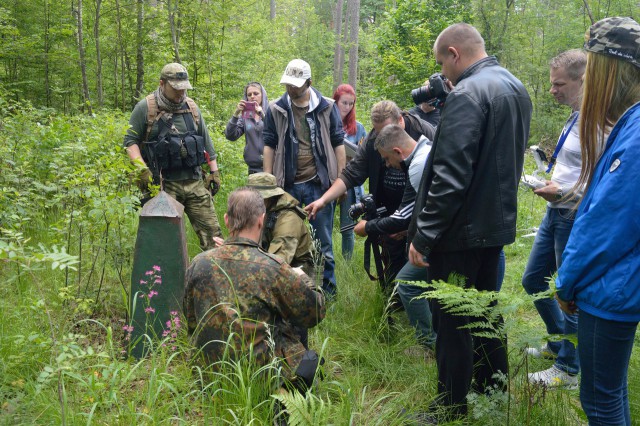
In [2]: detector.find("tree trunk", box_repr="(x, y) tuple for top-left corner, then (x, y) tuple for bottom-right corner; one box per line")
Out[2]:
(332, 0), (344, 91)
(168, 0), (181, 62)
(337, 4), (349, 87)
(270, 0), (275, 20)
(347, 0), (359, 89)
(74, 0), (92, 114)
(135, 0), (144, 103)
(44, 0), (51, 107)
(94, 0), (103, 107)
(114, 0), (125, 109)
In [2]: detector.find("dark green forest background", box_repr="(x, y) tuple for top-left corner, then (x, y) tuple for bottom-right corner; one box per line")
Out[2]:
(1, 0), (637, 139)
(1, 1), (640, 423)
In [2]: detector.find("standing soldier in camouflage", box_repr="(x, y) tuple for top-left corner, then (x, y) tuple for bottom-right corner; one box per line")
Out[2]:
(124, 62), (222, 250)
(247, 172), (316, 279)
(184, 187), (325, 391)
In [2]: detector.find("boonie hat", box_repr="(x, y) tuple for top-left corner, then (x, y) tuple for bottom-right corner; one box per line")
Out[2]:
(161, 63), (193, 90)
(247, 173), (285, 199)
(584, 17), (640, 69)
(280, 59), (312, 88)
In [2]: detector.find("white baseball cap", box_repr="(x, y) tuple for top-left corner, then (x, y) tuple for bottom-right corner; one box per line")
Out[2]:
(280, 59), (312, 88)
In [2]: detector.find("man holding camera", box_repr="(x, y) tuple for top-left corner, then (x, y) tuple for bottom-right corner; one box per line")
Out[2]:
(123, 62), (222, 250)
(353, 125), (437, 348)
(305, 101), (435, 299)
(407, 23), (531, 421)
(263, 59), (346, 297)
(523, 49), (586, 389)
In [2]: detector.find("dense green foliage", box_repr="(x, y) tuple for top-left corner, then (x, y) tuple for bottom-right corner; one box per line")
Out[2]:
(2, 0), (640, 423)
(2, 81), (640, 425)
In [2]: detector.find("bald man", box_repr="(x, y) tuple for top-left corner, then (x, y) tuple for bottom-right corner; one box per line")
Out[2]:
(407, 23), (532, 421)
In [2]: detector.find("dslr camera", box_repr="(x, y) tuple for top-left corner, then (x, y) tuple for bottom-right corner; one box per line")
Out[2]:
(411, 73), (451, 108)
(348, 194), (387, 221)
(340, 194), (387, 233)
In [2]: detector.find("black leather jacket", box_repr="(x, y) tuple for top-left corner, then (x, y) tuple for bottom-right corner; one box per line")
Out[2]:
(409, 56), (532, 256)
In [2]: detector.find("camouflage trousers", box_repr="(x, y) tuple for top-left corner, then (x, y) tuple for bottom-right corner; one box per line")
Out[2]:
(164, 179), (222, 250)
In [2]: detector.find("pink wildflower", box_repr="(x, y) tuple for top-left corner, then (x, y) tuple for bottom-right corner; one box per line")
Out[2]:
(170, 311), (178, 316)
(144, 307), (155, 314)
(145, 270), (154, 276)
(140, 279), (146, 285)
(153, 265), (161, 272)
(154, 277), (162, 284)
(123, 325), (134, 333)
(148, 290), (158, 299)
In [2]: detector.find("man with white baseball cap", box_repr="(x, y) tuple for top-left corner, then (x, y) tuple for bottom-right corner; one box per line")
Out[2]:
(263, 59), (346, 297)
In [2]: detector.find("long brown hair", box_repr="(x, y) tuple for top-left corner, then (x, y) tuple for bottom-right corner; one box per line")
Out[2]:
(577, 53), (640, 192)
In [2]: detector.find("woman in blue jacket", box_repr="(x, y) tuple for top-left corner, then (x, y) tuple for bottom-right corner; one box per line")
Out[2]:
(555, 17), (640, 426)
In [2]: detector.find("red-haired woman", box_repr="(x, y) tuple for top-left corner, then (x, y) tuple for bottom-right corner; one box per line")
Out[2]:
(333, 84), (366, 260)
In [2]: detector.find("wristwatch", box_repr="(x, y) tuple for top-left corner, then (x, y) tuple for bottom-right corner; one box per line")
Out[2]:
(556, 187), (564, 200)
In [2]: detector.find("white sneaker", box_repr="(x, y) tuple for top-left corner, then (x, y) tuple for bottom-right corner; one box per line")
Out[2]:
(528, 366), (578, 389)
(525, 343), (557, 359)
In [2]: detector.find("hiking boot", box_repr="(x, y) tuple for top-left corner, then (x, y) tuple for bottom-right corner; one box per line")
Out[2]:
(528, 365), (578, 389)
(525, 343), (557, 360)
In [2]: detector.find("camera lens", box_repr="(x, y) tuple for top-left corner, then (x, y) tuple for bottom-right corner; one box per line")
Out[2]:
(411, 86), (433, 105)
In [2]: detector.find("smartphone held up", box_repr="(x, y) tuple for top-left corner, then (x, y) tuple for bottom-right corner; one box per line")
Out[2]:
(242, 101), (256, 120)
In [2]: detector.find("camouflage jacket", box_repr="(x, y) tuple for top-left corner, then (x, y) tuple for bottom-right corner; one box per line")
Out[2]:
(262, 192), (316, 278)
(184, 237), (325, 376)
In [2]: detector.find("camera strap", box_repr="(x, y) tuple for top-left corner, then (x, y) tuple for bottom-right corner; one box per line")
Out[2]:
(364, 236), (385, 286)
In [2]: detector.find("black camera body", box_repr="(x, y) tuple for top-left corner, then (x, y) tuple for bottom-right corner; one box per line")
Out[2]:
(348, 194), (387, 222)
(411, 73), (450, 108)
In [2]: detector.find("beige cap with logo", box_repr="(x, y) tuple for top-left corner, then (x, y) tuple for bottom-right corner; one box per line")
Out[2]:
(161, 63), (193, 90)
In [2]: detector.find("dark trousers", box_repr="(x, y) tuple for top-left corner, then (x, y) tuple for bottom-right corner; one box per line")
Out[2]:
(429, 246), (508, 417)
(381, 234), (407, 293)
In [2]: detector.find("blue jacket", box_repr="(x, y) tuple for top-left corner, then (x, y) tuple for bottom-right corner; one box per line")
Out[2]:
(556, 102), (640, 322)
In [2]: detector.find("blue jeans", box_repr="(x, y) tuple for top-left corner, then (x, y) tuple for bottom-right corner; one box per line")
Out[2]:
(522, 207), (579, 375)
(339, 185), (364, 260)
(286, 181), (337, 296)
(396, 250), (505, 349)
(579, 311), (637, 426)
(396, 262), (436, 348)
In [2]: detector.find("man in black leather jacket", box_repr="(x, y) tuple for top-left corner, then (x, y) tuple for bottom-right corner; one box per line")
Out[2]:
(306, 101), (435, 298)
(407, 23), (532, 421)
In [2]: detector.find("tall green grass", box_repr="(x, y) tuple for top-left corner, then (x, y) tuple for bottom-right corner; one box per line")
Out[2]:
(2, 107), (638, 425)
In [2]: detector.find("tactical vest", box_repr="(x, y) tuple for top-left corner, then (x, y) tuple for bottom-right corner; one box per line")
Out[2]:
(142, 94), (206, 178)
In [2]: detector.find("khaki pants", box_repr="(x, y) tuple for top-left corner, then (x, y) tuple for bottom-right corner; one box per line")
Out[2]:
(164, 179), (222, 250)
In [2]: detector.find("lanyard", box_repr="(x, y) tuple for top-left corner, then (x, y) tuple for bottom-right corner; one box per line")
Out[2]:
(546, 113), (578, 173)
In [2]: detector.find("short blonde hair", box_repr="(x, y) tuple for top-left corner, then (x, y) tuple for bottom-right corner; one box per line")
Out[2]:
(370, 100), (402, 125)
